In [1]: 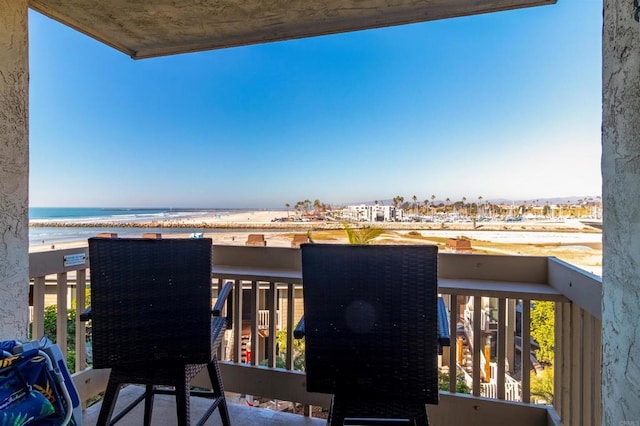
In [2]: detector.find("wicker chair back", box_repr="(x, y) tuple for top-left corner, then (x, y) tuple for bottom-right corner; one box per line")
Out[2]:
(301, 244), (439, 404)
(88, 237), (214, 369)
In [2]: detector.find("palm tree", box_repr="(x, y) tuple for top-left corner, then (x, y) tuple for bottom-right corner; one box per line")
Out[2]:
(445, 197), (450, 214)
(430, 195), (436, 217)
(392, 196), (404, 212)
(343, 222), (384, 244)
(412, 195), (418, 213)
(285, 203), (290, 218)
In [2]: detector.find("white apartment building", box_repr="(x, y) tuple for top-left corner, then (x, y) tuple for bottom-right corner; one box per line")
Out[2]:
(342, 204), (404, 222)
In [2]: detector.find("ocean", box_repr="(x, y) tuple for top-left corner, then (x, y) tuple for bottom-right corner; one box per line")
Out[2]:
(29, 207), (248, 245)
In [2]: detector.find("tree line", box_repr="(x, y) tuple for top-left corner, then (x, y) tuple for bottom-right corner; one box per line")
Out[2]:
(287, 195), (602, 218)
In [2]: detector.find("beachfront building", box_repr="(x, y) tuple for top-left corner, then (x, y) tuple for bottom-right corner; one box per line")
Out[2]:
(1, 1), (639, 425)
(342, 204), (403, 222)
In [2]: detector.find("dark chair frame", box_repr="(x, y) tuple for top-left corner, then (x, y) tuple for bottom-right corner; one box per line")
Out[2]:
(296, 244), (449, 426)
(83, 237), (232, 426)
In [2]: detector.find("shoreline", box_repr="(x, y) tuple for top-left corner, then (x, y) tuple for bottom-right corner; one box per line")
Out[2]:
(29, 218), (602, 234)
(29, 222), (602, 234)
(28, 210), (603, 275)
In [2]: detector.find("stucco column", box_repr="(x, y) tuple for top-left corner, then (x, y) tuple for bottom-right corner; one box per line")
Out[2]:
(0, 0), (29, 339)
(602, 0), (640, 423)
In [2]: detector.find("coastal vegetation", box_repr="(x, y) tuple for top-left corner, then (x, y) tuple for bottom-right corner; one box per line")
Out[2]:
(343, 223), (384, 244)
(39, 305), (77, 373)
(530, 301), (555, 404)
(530, 301), (555, 365)
(262, 330), (306, 371)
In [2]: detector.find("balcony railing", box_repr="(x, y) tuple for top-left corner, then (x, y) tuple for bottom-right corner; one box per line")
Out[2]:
(28, 244), (602, 426)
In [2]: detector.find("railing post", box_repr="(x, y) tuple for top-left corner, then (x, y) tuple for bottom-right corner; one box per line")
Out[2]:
(56, 272), (68, 359)
(267, 281), (277, 368)
(448, 292), (458, 393)
(233, 279), (243, 363)
(561, 302), (572, 423)
(251, 281), (259, 366)
(570, 304), (583, 426)
(31, 276), (46, 339)
(497, 297), (506, 400)
(472, 296), (482, 396)
(554, 301), (565, 420)
(506, 298), (516, 374)
(76, 269), (87, 372)
(593, 320), (602, 426)
(286, 283), (295, 370)
(581, 308), (594, 426)
(521, 299), (531, 403)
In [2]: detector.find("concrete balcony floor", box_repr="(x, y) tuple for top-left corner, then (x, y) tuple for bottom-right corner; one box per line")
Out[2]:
(82, 385), (326, 426)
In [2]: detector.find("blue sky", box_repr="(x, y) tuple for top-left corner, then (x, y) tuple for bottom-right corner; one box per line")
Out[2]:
(28, 1), (602, 208)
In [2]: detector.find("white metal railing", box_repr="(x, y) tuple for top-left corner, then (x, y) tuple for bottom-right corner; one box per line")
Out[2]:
(258, 309), (282, 331)
(459, 363), (473, 390)
(28, 246), (600, 426)
(481, 363), (522, 401)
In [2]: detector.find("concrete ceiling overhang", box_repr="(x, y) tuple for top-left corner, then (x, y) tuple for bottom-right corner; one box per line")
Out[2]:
(29, 0), (556, 60)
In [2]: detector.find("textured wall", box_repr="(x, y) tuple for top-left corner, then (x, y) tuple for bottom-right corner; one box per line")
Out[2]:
(0, 0), (29, 339)
(602, 0), (640, 423)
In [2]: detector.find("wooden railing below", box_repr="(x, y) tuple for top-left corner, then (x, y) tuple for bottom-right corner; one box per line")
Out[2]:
(28, 245), (601, 426)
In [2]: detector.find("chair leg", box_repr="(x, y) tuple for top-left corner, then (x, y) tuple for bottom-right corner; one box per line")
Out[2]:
(97, 376), (122, 426)
(328, 396), (342, 426)
(175, 376), (191, 426)
(143, 384), (155, 426)
(207, 357), (230, 426)
(415, 411), (429, 426)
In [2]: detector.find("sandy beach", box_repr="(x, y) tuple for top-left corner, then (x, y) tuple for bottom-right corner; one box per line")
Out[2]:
(29, 210), (603, 275)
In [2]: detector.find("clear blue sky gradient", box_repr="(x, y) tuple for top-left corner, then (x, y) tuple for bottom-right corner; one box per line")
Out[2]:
(28, 1), (602, 208)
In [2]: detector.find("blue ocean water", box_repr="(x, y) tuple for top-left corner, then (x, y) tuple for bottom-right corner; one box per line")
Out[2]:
(30, 207), (214, 222)
(28, 207), (247, 245)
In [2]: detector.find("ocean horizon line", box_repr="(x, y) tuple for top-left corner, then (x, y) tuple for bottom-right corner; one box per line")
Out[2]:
(29, 194), (602, 212)
(28, 207), (284, 219)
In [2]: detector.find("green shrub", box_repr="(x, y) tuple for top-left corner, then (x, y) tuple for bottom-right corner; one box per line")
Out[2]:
(33, 305), (78, 373)
(438, 369), (470, 393)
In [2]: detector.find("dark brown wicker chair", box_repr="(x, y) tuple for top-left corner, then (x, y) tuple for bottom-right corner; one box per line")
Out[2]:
(86, 237), (232, 426)
(299, 244), (442, 426)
